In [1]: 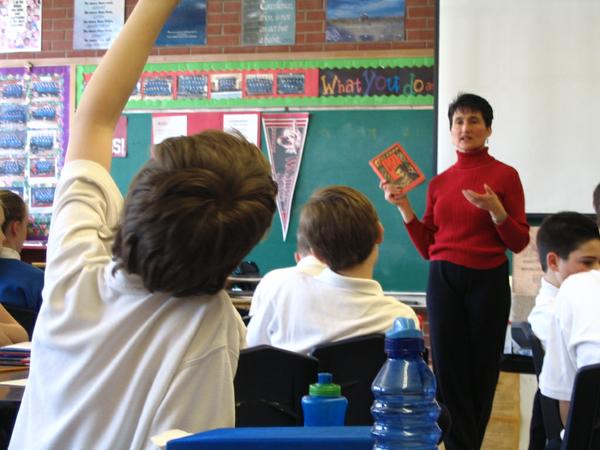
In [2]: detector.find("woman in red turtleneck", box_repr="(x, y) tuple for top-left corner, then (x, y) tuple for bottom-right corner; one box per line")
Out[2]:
(382, 93), (529, 450)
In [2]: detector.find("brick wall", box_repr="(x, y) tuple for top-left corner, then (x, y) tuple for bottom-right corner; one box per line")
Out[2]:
(0, 0), (435, 61)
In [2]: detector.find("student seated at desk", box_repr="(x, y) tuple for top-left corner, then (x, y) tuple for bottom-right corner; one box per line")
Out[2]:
(528, 212), (600, 348)
(526, 212), (600, 450)
(539, 269), (600, 426)
(8, 1), (277, 450)
(248, 234), (326, 320)
(246, 186), (417, 354)
(0, 190), (44, 312)
(0, 200), (29, 346)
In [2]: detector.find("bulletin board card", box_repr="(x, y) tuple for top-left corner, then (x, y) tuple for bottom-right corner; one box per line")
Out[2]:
(76, 56), (434, 109)
(0, 65), (70, 242)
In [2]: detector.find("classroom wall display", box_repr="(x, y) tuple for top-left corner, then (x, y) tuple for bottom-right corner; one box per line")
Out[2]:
(0, 65), (70, 242)
(326, 0), (405, 43)
(156, 0), (206, 47)
(262, 113), (309, 240)
(0, 0), (42, 53)
(76, 57), (433, 109)
(242, 0), (295, 46)
(73, 0), (125, 50)
(112, 109), (434, 293)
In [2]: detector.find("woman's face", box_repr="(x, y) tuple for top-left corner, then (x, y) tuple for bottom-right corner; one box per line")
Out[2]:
(451, 108), (492, 153)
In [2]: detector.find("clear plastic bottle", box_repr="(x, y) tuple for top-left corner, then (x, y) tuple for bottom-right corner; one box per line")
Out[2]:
(371, 317), (441, 449)
(302, 372), (348, 426)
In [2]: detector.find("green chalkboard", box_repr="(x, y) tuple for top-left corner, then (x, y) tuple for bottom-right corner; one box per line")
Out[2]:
(112, 109), (434, 292)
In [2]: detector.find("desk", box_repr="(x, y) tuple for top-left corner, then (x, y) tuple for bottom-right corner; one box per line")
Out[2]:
(0, 368), (27, 406)
(167, 426), (373, 450)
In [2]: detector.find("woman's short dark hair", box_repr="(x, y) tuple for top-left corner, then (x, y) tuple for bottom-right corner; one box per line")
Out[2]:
(298, 186), (379, 272)
(448, 93), (494, 129)
(112, 130), (277, 297)
(0, 190), (27, 234)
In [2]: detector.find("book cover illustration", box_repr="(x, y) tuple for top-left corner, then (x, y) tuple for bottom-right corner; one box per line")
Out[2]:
(369, 142), (425, 194)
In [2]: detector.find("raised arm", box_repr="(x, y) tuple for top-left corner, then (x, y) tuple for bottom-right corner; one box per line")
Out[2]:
(66, 0), (180, 170)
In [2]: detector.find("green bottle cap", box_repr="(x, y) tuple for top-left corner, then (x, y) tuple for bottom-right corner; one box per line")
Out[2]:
(309, 372), (341, 397)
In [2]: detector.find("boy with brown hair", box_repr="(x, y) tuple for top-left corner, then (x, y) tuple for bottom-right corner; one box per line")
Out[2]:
(247, 185), (417, 354)
(9, 2), (277, 449)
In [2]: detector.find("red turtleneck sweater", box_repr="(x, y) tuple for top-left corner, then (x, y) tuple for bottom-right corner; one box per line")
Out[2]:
(405, 148), (530, 269)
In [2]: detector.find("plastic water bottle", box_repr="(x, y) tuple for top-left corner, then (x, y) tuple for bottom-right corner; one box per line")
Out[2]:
(302, 372), (348, 426)
(371, 317), (441, 449)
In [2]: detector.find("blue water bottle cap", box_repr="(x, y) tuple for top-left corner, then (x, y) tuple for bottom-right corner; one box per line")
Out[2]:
(385, 317), (424, 354)
(309, 372), (341, 397)
(386, 317), (423, 339)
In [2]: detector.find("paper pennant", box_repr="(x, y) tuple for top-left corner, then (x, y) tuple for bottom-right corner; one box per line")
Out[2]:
(262, 113), (309, 241)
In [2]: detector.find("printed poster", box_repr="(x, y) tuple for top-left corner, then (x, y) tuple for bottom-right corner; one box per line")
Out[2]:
(512, 227), (543, 296)
(262, 113), (309, 240)
(112, 115), (127, 158)
(152, 115), (188, 145)
(73, 0), (125, 50)
(326, 0), (405, 43)
(156, 0), (206, 47)
(223, 113), (260, 146)
(0, 0), (42, 53)
(242, 0), (295, 46)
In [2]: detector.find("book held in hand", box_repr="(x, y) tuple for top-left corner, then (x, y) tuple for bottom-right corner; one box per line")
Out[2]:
(369, 142), (425, 195)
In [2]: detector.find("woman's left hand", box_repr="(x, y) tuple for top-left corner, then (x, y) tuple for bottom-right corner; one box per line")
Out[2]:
(462, 184), (508, 224)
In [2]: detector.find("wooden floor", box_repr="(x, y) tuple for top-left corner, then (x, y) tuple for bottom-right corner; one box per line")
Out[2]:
(439, 372), (522, 450)
(482, 372), (521, 450)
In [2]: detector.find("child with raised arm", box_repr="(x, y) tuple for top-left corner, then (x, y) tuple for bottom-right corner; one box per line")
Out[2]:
(9, 1), (277, 449)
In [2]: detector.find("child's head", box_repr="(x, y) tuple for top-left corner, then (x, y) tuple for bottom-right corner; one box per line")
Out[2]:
(298, 185), (381, 272)
(536, 211), (600, 286)
(448, 93), (494, 129)
(593, 182), (600, 225)
(112, 130), (277, 297)
(0, 190), (28, 251)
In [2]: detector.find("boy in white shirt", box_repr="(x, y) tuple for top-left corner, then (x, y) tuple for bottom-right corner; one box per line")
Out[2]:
(8, 2), (277, 449)
(526, 212), (600, 449)
(248, 234), (326, 319)
(528, 212), (600, 348)
(246, 185), (417, 354)
(539, 269), (600, 426)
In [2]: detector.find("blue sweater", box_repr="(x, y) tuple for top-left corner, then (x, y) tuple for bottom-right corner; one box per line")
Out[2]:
(0, 258), (44, 311)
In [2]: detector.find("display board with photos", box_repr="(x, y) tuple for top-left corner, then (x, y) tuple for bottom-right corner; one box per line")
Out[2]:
(76, 56), (434, 109)
(0, 66), (70, 243)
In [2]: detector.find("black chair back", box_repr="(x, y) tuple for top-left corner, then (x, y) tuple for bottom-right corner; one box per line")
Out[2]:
(234, 345), (318, 426)
(562, 363), (600, 450)
(528, 324), (564, 446)
(2, 303), (37, 339)
(310, 333), (386, 425)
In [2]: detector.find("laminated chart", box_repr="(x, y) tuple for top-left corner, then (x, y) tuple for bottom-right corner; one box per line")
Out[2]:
(0, 66), (70, 242)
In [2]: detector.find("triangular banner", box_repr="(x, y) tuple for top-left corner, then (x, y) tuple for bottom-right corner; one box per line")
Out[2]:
(262, 112), (309, 241)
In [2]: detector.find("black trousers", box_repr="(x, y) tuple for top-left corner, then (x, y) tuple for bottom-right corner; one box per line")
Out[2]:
(427, 260), (511, 450)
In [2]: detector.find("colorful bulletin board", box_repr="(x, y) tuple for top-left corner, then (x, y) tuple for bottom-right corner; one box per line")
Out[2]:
(0, 65), (70, 242)
(76, 56), (434, 109)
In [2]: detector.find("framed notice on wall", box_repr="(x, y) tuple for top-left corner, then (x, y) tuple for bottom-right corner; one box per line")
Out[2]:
(242, 0), (296, 46)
